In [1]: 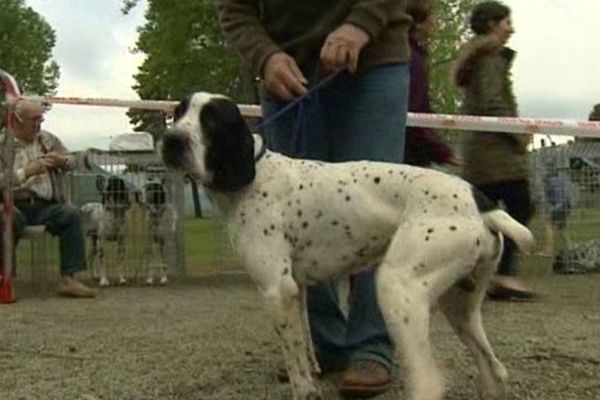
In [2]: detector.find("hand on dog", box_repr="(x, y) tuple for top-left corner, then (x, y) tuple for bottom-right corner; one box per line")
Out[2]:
(320, 24), (370, 74)
(262, 52), (309, 101)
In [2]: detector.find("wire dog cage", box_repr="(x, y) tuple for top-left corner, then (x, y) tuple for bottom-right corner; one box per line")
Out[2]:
(68, 143), (186, 285)
(530, 139), (600, 274)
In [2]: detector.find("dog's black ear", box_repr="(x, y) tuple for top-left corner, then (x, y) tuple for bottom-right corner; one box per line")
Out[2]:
(173, 95), (191, 122)
(201, 97), (255, 192)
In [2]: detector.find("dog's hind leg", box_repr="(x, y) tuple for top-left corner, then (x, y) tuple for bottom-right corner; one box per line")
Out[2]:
(262, 275), (321, 400)
(440, 236), (508, 400)
(376, 219), (483, 400)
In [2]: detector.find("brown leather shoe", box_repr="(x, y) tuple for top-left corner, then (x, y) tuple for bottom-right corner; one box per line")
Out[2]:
(488, 275), (535, 301)
(340, 360), (392, 398)
(57, 276), (96, 298)
(276, 352), (349, 383)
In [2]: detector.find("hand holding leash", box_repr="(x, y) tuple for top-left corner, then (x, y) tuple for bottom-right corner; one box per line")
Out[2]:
(320, 24), (370, 74)
(262, 52), (309, 101)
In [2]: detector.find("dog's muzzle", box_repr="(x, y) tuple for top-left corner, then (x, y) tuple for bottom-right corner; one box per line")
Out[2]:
(162, 130), (190, 169)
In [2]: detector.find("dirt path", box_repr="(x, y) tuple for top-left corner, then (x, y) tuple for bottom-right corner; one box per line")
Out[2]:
(1, 273), (599, 400)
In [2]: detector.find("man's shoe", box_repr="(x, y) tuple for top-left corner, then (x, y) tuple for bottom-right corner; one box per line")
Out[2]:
(57, 276), (96, 298)
(339, 360), (392, 398)
(488, 275), (535, 301)
(276, 352), (349, 382)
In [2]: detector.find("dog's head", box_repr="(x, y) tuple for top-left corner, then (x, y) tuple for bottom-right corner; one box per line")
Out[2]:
(161, 92), (255, 192)
(143, 180), (167, 216)
(96, 175), (131, 211)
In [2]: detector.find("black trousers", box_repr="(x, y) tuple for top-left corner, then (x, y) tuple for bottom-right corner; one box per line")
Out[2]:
(476, 180), (534, 276)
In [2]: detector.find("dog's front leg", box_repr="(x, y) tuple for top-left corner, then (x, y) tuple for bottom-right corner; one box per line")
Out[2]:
(116, 234), (127, 285)
(263, 275), (321, 400)
(299, 287), (320, 376)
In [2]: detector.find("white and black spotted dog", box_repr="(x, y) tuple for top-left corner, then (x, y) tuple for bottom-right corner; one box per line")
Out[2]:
(80, 201), (104, 280)
(89, 175), (132, 287)
(142, 179), (176, 285)
(161, 92), (534, 400)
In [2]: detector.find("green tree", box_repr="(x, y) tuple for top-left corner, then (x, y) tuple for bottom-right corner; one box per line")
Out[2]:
(429, 0), (480, 115)
(0, 0), (59, 95)
(123, 0), (253, 139)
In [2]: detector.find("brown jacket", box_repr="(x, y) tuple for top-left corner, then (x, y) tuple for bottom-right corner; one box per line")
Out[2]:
(453, 35), (530, 184)
(217, 0), (411, 79)
(0, 129), (74, 203)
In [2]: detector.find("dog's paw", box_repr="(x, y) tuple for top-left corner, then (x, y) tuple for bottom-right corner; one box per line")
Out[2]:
(99, 277), (110, 287)
(146, 276), (154, 286)
(159, 276), (168, 286)
(118, 277), (127, 286)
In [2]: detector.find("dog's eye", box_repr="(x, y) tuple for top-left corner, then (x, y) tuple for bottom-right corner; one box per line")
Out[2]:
(173, 99), (189, 122)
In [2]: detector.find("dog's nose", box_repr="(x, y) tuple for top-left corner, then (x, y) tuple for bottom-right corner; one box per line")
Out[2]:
(161, 131), (189, 169)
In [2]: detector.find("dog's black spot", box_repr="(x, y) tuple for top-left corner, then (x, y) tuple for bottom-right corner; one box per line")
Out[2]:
(476, 238), (481, 246)
(449, 226), (457, 231)
(263, 229), (269, 236)
(315, 211), (323, 219)
(302, 222), (308, 229)
(454, 206), (459, 212)
(453, 194), (458, 199)
(424, 190), (430, 195)
(425, 236), (430, 241)
(345, 195), (351, 202)
(287, 201), (292, 207)
(332, 220), (338, 226)
(371, 235), (378, 241)
(471, 186), (498, 212)
(427, 228), (434, 233)
(270, 224), (275, 230)
(306, 240), (312, 247)
(338, 188), (343, 193)
(422, 281), (428, 287)
(404, 316), (410, 324)
(432, 195), (438, 200)
(262, 191), (268, 198)
(297, 210), (302, 217)
(394, 193), (399, 199)
(374, 177), (381, 184)
(298, 184), (304, 190)
(282, 268), (289, 276)
(388, 170), (393, 174)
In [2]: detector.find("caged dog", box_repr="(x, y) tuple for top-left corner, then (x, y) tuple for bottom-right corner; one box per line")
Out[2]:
(90, 174), (132, 287)
(161, 92), (534, 400)
(80, 201), (104, 280)
(142, 179), (177, 285)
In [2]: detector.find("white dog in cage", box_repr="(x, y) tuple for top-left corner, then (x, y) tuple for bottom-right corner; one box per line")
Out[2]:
(142, 179), (177, 285)
(82, 175), (133, 287)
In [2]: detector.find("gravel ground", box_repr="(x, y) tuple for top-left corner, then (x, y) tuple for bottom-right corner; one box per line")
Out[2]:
(1, 271), (599, 400)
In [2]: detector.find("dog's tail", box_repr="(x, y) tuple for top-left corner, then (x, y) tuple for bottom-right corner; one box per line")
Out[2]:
(482, 210), (535, 253)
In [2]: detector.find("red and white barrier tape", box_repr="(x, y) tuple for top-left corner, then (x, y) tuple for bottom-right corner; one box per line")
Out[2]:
(25, 96), (600, 139)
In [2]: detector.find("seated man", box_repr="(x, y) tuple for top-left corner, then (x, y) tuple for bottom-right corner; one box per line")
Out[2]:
(0, 99), (95, 298)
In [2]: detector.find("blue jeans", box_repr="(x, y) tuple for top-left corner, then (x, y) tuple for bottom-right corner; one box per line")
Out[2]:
(261, 64), (409, 369)
(12, 201), (87, 276)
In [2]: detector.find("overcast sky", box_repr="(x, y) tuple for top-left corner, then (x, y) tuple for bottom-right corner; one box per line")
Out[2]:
(23, 0), (600, 150)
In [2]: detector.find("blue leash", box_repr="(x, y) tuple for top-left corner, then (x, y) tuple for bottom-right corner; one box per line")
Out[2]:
(252, 69), (342, 133)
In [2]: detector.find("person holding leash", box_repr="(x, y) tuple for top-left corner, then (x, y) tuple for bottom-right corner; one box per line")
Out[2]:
(217, 0), (411, 396)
